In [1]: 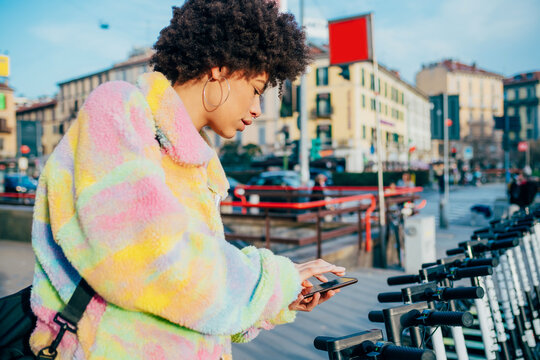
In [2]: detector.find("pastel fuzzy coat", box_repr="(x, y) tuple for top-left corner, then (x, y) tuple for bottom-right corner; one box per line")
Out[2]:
(29, 72), (301, 359)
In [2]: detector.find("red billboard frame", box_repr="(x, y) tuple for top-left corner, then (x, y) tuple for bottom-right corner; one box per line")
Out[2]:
(328, 13), (373, 66)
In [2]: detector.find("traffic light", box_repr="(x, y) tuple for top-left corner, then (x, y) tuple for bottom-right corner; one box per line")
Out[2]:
(311, 138), (321, 160)
(429, 94), (460, 140)
(451, 147), (457, 158)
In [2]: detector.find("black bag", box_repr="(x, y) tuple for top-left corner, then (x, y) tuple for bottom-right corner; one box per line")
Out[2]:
(0, 286), (36, 359)
(0, 280), (94, 360)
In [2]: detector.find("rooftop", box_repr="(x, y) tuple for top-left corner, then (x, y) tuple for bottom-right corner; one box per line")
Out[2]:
(503, 71), (540, 85)
(16, 99), (57, 113)
(423, 59), (503, 78)
(112, 48), (154, 70)
(0, 83), (14, 92)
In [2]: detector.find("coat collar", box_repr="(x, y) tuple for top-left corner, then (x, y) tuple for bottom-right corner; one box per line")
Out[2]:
(136, 72), (229, 197)
(136, 71), (215, 167)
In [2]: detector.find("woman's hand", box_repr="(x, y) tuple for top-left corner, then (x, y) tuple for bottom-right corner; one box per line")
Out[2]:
(289, 259), (346, 312)
(288, 287), (340, 312)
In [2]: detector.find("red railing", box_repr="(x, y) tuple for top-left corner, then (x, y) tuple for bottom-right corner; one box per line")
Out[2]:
(0, 192), (36, 199)
(221, 185), (423, 251)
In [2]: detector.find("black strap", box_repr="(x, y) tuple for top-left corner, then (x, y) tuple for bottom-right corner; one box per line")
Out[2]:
(59, 278), (94, 326)
(37, 279), (94, 360)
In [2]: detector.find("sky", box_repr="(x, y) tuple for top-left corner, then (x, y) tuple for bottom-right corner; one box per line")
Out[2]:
(1, 0), (539, 99)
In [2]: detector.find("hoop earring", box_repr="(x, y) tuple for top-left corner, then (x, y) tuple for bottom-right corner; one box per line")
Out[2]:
(203, 77), (231, 109)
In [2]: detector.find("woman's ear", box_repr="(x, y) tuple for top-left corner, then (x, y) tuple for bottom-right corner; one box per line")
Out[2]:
(210, 66), (230, 80)
(210, 67), (222, 81)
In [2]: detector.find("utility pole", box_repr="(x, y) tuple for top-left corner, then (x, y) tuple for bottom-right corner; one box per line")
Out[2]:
(371, 15), (387, 267)
(440, 93), (449, 229)
(504, 114), (510, 184)
(299, 0), (309, 184)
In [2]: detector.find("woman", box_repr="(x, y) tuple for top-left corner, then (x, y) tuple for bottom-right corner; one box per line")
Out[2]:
(29, 0), (345, 359)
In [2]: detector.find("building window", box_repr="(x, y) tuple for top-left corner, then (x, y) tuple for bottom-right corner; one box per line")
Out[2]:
(280, 80), (293, 117)
(515, 89), (519, 100)
(384, 83), (388, 98)
(316, 67), (328, 86)
(528, 87), (535, 98)
(362, 125), (366, 139)
(316, 124), (332, 146)
(361, 69), (365, 87)
(0, 137), (3, 150)
(316, 93), (332, 118)
(362, 94), (366, 108)
(370, 98), (376, 111)
(260, 94), (265, 114)
(0, 93), (5, 110)
(258, 126), (266, 145)
(370, 74), (375, 90)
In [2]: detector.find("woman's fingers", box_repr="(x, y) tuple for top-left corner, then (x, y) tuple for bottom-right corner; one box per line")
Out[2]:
(295, 259), (346, 282)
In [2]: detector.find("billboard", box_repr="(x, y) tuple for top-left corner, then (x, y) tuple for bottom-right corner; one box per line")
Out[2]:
(328, 14), (372, 66)
(0, 55), (9, 77)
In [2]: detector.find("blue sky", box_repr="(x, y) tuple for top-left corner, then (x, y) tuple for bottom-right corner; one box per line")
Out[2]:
(1, 0), (539, 98)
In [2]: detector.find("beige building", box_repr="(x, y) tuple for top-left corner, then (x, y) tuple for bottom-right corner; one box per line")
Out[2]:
(275, 45), (431, 172)
(0, 82), (16, 159)
(16, 100), (56, 156)
(416, 59), (504, 167)
(110, 47), (154, 84)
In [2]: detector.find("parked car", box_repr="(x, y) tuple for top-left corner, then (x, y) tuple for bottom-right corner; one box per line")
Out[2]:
(247, 170), (303, 187)
(226, 176), (244, 201)
(247, 171), (311, 209)
(3, 174), (38, 194)
(2, 174), (37, 205)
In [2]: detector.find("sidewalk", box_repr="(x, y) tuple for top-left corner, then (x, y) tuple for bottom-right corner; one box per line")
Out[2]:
(0, 219), (483, 359)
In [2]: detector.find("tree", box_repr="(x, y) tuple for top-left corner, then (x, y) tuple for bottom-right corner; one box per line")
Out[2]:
(219, 142), (262, 168)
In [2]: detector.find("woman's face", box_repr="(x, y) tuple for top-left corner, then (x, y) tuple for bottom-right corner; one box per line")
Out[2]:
(204, 71), (268, 139)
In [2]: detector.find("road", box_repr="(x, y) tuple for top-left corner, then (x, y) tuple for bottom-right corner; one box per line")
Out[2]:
(0, 182), (509, 359)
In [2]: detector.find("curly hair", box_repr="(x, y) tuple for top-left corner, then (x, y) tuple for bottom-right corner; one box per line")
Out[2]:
(150, 0), (311, 89)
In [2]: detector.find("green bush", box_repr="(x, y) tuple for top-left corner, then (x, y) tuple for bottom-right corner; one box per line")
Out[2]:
(226, 170), (262, 184)
(333, 170), (429, 187)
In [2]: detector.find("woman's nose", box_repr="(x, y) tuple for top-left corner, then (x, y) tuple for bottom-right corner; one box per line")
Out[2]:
(250, 96), (262, 118)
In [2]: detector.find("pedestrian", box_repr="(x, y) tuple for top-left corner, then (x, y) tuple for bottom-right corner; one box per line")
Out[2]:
(312, 174), (327, 201)
(26, 1), (346, 359)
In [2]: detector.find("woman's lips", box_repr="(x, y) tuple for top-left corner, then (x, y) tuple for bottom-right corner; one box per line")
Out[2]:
(241, 119), (252, 126)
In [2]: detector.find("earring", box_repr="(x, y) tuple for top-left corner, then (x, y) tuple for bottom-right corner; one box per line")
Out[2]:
(203, 77), (231, 109)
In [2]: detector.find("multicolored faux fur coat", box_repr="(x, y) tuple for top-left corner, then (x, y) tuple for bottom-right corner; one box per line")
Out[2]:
(29, 72), (301, 359)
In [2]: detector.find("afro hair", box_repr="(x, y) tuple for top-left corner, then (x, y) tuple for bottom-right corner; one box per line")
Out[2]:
(150, 0), (311, 89)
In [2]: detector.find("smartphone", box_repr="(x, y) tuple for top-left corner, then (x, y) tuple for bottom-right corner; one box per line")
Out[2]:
(303, 277), (358, 298)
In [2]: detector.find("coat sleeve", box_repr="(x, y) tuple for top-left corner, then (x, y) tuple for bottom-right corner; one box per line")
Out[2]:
(45, 81), (302, 336)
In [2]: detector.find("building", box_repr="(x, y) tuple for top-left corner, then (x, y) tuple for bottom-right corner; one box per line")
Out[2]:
(109, 47), (154, 84)
(16, 100), (56, 157)
(0, 82), (16, 159)
(416, 59), (504, 167)
(54, 69), (110, 153)
(503, 71), (540, 141)
(279, 45), (431, 172)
